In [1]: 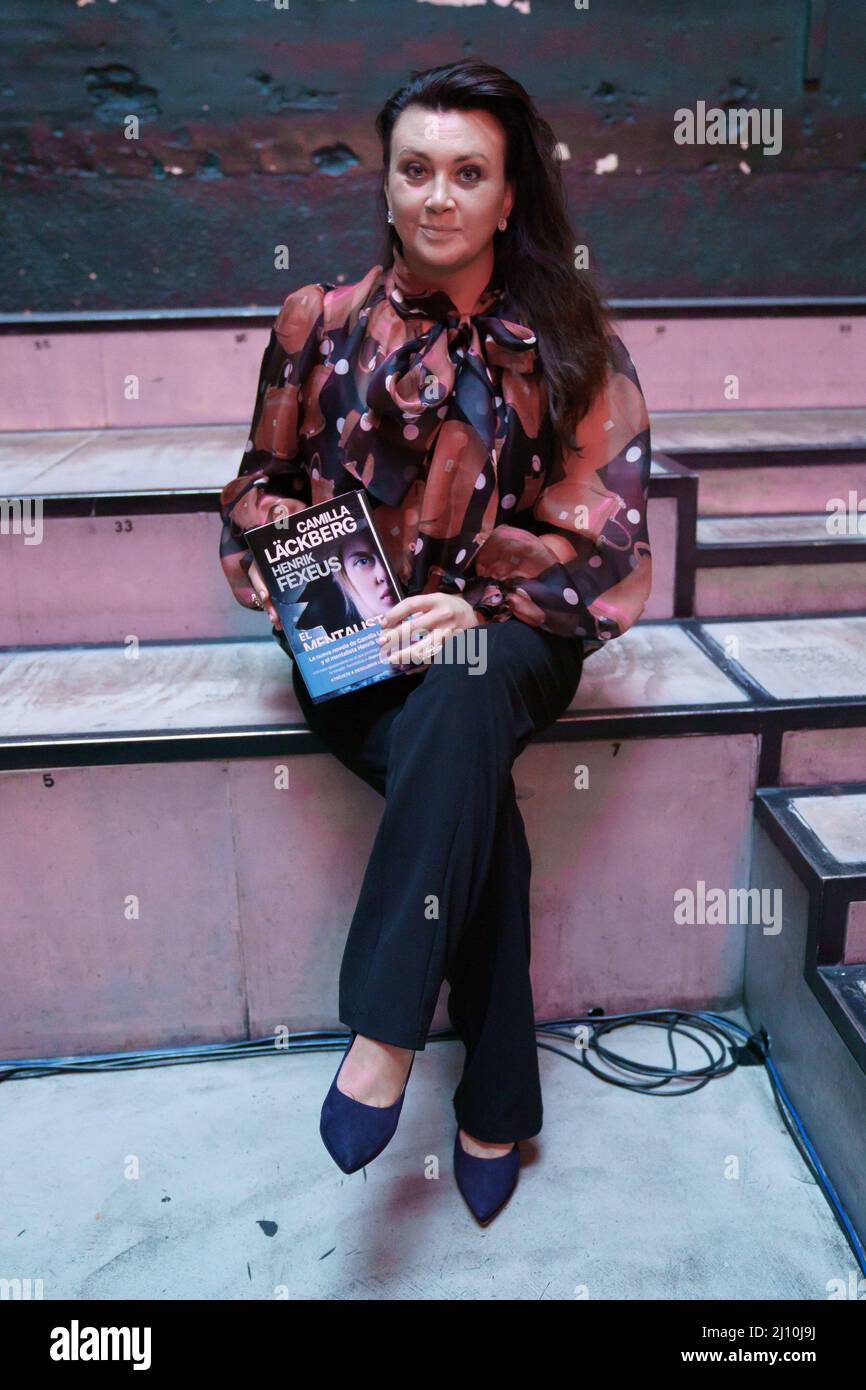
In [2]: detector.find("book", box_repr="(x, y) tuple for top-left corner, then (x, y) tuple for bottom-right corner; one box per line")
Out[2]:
(244, 488), (421, 704)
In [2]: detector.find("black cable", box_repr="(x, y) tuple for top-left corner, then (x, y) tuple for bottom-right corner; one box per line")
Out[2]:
(533, 1009), (739, 1095)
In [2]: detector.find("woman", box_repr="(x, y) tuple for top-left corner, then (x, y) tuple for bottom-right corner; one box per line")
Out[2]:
(218, 59), (653, 1223)
(281, 525), (399, 645)
(329, 525), (399, 630)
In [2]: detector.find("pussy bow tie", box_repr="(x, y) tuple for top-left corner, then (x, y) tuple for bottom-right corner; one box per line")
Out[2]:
(351, 251), (540, 507)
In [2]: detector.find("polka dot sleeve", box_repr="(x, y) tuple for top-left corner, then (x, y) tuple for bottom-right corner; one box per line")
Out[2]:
(464, 333), (653, 655)
(218, 282), (327, 610)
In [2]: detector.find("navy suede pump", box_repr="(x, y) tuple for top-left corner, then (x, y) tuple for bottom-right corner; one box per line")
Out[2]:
(319, 1031), (415, 1174)
(453, 1129), (520, 1222)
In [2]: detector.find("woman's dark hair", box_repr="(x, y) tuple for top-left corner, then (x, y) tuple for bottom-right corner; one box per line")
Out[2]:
(374, 58), (616, 456)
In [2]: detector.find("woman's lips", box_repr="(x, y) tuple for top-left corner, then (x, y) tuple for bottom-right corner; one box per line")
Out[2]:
(420, 226), (458, 238)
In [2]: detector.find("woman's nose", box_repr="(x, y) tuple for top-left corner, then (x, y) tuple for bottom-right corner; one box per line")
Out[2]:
(427, 177), (454, 210)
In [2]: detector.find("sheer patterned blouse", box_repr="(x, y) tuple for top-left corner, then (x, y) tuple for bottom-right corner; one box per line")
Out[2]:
(218, 246), (653, 659)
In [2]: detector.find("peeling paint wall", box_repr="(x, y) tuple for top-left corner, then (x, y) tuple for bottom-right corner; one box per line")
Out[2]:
(1, 0), (863, 310)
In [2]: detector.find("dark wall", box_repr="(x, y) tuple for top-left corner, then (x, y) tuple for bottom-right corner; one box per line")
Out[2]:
(1, 0), (863, 312)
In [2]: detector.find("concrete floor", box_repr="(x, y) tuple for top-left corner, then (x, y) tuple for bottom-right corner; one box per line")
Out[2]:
(2, 1009), (857, 1301)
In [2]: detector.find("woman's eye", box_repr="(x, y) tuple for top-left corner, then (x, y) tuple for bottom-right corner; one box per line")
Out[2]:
(402, 163), (482, 183)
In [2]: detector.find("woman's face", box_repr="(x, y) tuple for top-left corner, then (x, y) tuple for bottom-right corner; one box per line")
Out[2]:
(339, 531), (397, 618)
(384, 104), (514, 278)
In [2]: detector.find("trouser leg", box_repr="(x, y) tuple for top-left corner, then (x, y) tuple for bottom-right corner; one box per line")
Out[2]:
(290, 652), (413, 798)
(445, 774), (543, 1141)
(290, 624), (583, 1139)
(334, 623), (583, 1048)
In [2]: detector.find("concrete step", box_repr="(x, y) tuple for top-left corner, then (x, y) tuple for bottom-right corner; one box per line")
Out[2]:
(0, 424), (257, 645)
(655, 407), (866, 455)
(694, 512), (866, 618)
(3, 615), (865, 768)
(3, 409), (863, 643)
(656, 407), (866, 516)
(2, 313), (863, 431)
(2, 615), (865, 1062)
(7, 410), (863, 492)
(0, 426), (686, 643)
(747, 782), (866, 1250)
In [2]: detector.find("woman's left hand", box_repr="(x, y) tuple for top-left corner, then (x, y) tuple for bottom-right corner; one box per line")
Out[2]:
(377, 592), (484, 668)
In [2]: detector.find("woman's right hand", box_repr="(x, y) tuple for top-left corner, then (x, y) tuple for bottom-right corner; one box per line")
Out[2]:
(247, 557), (282, 631)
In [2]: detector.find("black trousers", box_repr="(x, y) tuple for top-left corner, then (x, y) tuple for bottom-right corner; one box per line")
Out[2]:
(287, 619), (585, 1142)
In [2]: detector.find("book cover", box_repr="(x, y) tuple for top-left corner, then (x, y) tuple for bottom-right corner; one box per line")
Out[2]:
(244, 489), (419, 703)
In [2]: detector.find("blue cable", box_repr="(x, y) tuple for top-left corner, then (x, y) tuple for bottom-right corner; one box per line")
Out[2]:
(697, 1010), (866, 1278)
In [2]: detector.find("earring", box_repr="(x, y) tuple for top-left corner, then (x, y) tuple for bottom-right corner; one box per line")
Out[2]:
(386, 210), (394, 224)
(498, 217), (508, 231)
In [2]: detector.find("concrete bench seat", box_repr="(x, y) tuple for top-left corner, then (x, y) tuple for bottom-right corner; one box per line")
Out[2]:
(0, 425), (684, 643)
(0, 620), (749, 758)
(2, 614), (864, 772)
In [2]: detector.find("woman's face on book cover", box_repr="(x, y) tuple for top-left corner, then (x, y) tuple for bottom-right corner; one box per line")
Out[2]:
(340, 532), (397, 618)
